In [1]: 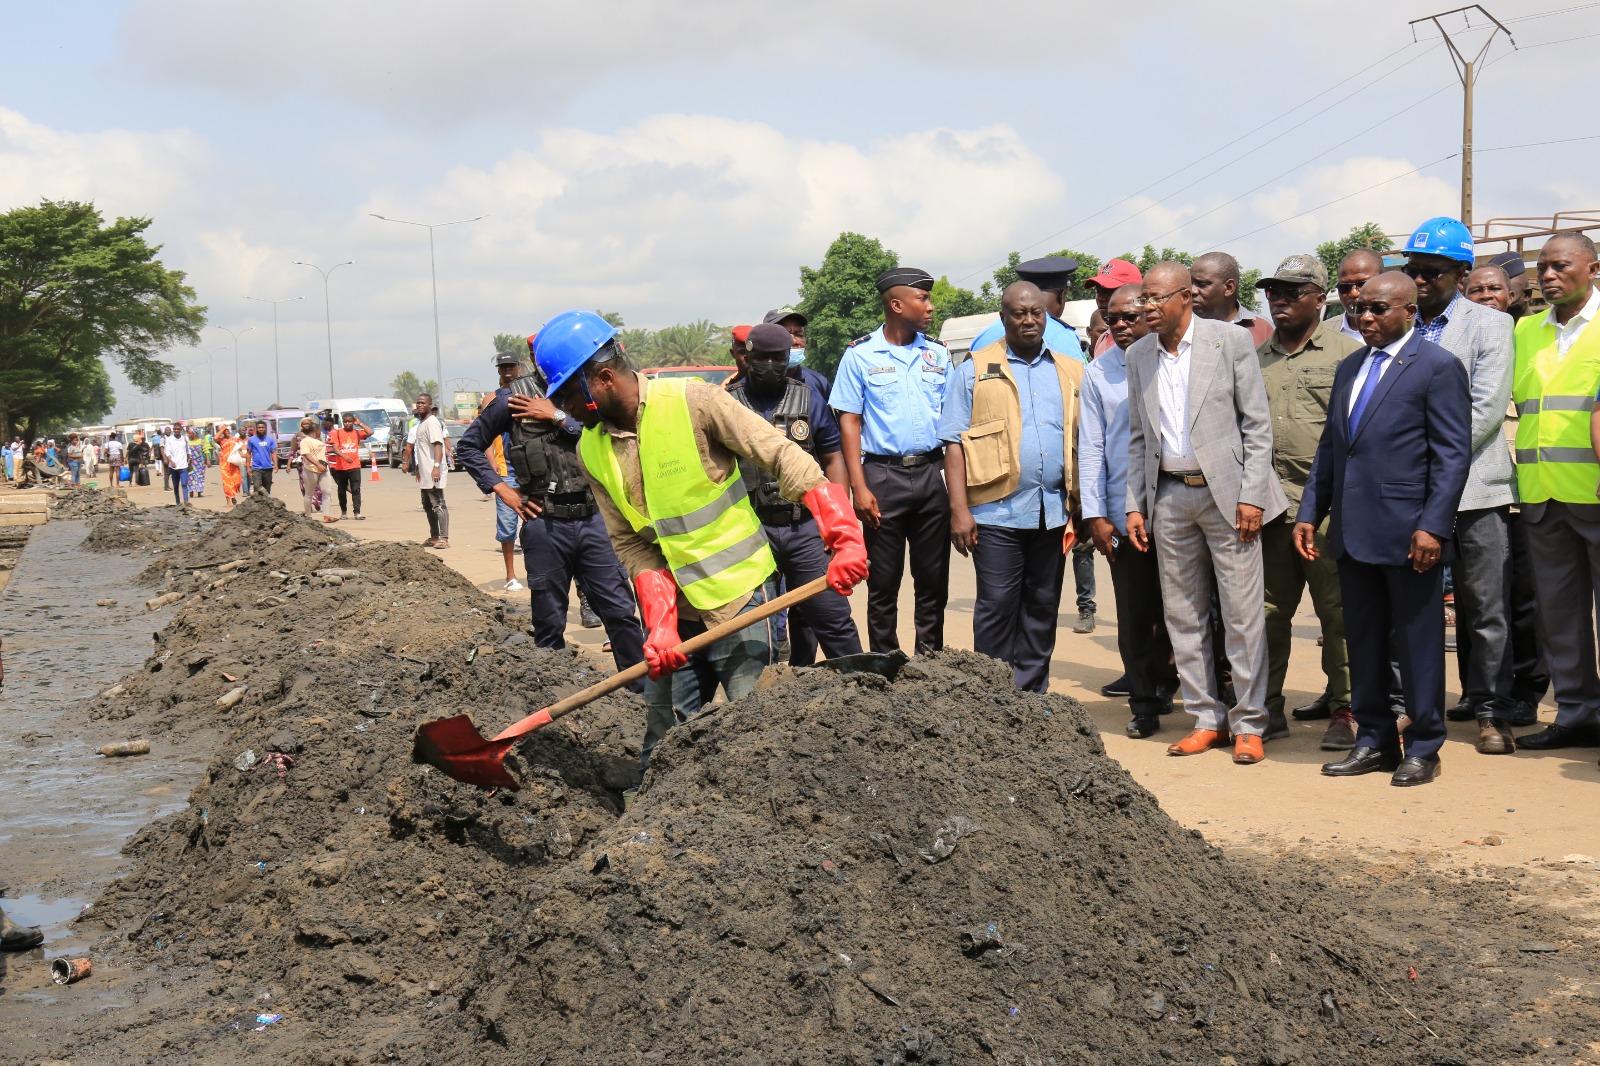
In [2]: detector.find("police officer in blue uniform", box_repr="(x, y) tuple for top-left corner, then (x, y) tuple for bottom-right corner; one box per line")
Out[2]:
(457, 350), (646, 679)
(729, 323), (863, 664)
(967, 255), (1086, 361)
(832, 266), (952, 654)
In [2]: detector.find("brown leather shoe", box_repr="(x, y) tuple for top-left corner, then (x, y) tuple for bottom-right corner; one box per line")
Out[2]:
(1476, 718), (1516, 755)
(1320, 709), (1357, 751)
(1167, 729), (1227, 756)
(1232, 735), (1265, 764)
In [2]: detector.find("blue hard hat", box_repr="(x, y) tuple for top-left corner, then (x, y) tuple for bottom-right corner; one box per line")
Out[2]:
(532, 311), (618, 397)
(1403, 216), (1475, 264)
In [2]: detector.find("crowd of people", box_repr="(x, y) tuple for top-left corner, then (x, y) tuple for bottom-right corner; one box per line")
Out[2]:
(440, 214), (1599, 791)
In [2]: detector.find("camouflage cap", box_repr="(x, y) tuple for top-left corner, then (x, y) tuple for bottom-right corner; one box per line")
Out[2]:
(1256, 253), (1329, 291)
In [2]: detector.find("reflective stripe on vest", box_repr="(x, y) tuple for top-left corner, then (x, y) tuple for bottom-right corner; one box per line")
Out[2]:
(1512, 309), (1600, 504)
(577, 378), (774, 610)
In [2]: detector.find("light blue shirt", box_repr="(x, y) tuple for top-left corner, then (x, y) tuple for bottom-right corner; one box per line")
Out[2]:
(1078, 344), (1131, 535)
(938, 344), (1069, 530)
(830, 325), (951, 456)
(968, 315), (1085, 363)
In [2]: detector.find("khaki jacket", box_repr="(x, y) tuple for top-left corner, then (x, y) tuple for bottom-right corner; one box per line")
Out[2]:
(959, 339), (1083, 508)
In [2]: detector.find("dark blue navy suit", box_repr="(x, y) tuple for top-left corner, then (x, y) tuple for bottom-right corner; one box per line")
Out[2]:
(1298, 331), (1471, 761)
(459, 389), (646, 679)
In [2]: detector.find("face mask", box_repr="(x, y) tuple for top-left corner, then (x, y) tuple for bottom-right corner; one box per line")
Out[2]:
(787, 347), (806, 367)
(747, 363), (787, 396)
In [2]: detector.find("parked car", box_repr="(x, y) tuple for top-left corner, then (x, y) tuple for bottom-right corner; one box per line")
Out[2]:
(641, 365), (736, 387)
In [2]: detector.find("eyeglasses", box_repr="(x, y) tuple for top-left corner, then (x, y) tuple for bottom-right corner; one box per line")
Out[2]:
(1351, 301), (1402, 316)
(1334, 280), (1367, 294)
(1401, 263), (1453, 282)
(1104, 312), (1143, 325)
(1136, 288), (1187, 308)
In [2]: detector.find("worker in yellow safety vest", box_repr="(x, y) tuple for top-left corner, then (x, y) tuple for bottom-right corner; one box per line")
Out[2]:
(1510, 232), (1600, 755)
(532, 310), (869, 768)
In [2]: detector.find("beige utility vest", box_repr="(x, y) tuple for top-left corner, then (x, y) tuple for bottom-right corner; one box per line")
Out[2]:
(959, 339), (1083, 507)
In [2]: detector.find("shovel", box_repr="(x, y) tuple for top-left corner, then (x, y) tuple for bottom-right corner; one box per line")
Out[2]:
(415, 575), (837, 790)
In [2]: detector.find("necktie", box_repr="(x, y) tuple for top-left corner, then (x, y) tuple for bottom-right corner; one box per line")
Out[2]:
(1347, 352), (1390, 433)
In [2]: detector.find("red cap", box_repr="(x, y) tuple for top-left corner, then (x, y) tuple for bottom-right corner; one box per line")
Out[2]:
(1085, 258), (1142, 291)
(730, 324), (752, 344)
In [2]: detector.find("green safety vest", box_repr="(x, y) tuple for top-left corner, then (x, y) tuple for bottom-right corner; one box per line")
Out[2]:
(578, 378), (775, 611)
(1513, 306), (1600, 505)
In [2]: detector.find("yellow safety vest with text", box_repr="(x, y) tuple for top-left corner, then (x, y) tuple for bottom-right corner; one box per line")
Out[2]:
(578, 378), (775, 611)
(1512, 308), (1600, 504)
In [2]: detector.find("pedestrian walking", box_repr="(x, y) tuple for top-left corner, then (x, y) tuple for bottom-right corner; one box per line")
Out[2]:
(1081, 283), (1178, 737)
(218, 427), (246, 507)
(246, 421), (277, 494)
(534, 310), (866, 769)
(186, 428), (206, 498)
(127, 433), (151, 487)
(160, 424), (190, 507)
(65, 433), (84, 486)
(831, 266), (951, 655)
(296, 418), (334, 521)
(412, 393), (450, 548)
(479, 355), (527, 590)
(940, 281), (1082, 692)
(325, 412), (370, 520)
(1125, 261), (1287, 766)
(1253, 254), (1361, 749)
(1299, 272), (1471, 787)
(1511, 233), (1600, 757)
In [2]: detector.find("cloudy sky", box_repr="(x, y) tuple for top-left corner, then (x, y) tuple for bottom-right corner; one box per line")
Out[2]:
(5, 0), (1595, 421)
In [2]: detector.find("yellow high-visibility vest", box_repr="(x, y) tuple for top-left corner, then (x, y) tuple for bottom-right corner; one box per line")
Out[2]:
(578, 378), (774, 610)
(1512, 307), (1600, 505)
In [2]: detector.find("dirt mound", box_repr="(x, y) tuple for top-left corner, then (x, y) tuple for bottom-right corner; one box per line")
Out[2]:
(50, 484), (136, 519)
(40, 500), (1570, 1064)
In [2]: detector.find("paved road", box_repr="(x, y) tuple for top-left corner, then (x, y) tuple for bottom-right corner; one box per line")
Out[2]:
(113, 465), (1600, 866)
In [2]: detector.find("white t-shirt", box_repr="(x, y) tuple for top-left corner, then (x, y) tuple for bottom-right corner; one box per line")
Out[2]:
(413, 414), (448, 488)
(161, 434), (190, 470)
(105, 439), (124, 462)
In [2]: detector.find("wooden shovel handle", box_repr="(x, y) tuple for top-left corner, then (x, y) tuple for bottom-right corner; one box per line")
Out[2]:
(490, 575), (831, 742)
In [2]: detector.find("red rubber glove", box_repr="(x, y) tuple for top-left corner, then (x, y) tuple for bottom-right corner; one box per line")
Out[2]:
(634, 568), (687, 679)
(803, 482), (870, 596)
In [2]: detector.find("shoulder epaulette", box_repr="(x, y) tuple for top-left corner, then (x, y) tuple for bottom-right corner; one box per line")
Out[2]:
(846, 333), (872, 349)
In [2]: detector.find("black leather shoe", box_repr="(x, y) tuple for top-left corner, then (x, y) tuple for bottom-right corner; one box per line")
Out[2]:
(1125, 713), (1160, 739)
(1264, 708), (1291, 741)
(1292, 692), (1332, 721)
(1321, 745), (1400, 777)
(1517, 723), (1600, 750)
(1505, 700), (1540, 728)
(1391, 756), (1441, 787)
(1446, 698), (1476, 722)
(1100, 674), (1131, 698)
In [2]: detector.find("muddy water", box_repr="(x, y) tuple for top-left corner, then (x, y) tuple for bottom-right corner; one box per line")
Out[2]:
(0, 519), (208, 995)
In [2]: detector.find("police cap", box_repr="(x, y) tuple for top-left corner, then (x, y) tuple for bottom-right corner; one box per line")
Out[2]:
(1015, 255), (1079, 291)
(746, 322), (792, 356)
(493, 350), (522, 367)
(875, 266), (935, 293)
(1487, 250), (1527, 279)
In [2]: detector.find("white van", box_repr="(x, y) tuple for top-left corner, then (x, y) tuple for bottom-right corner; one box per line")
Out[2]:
(310, 397), (411, 466)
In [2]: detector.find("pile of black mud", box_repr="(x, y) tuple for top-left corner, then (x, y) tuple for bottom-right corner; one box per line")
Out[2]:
(51, 497), (1558, 1064)
(50, 484), (136, 520)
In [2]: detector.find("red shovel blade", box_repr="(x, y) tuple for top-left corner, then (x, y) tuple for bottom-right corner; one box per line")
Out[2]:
(412, 714), (526, 791)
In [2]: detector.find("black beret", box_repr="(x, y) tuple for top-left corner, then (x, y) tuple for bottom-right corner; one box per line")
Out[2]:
(875, 266), (935, 293)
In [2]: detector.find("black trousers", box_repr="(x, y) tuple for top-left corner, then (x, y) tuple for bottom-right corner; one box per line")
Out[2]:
(1340, 557), (1447, 761)
(971, 522), (1066, 692)
(420, 488), (449, 539)
(765, 517), (864, 663)
(1457, 509), (1548, 707)
(331, 467), (362, 515)
(252, 467), (274, 493)
(862, 460), (950, 655)
(1110, 540), (1178, 716)
(524, 511), (645, 683)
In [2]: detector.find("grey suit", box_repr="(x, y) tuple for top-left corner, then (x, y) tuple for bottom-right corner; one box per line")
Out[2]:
(1126, 315), (1286, 736)
(1430, 297), (1517, 720)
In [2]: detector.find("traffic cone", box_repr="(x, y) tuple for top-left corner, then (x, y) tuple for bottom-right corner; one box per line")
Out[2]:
(370, 447), (381, 482)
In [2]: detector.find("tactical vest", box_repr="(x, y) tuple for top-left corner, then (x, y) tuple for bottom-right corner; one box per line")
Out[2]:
(503, 376), (596, 519)
(578, 378), (776, 611)
(1512, 309), (1600, 505)
(728, 377), (814, 525)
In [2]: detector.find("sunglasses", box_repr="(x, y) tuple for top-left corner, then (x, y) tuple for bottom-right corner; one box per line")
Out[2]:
(1104, 312), (1142, 325)
(1334, 280), (1367, 294)
(1401, 264), (1453, 282)
(1262, 283), (1320, 300)
(1351, 301), (1404, 316)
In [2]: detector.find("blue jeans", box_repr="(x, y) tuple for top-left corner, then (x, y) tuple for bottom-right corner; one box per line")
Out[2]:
(640, 581), (776, 768)
(69, 459), (82, 485)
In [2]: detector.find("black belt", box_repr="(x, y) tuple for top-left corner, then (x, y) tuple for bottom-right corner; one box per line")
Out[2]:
(863, 449), (942, 468)
(757, 504), (808, 527)
(1160, 470), (1207, 487)
(540, 491), (595, 519)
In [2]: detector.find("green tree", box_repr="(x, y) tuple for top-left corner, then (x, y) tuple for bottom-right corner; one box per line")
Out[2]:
(652, 320), (728, 367)
(1315, 222), (1389, 284)
(389, 371), (437, 405)
(0, 200), (204, 439)
(798, 232), (899, 377)
(616, 327), (658, 366)
(929, 276), (992, 338)
(598, 310), (625, 328)
(492, 332), (528, 359)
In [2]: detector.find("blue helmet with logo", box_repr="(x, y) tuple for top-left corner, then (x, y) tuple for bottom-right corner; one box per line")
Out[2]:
(532, 311), (618, 398)
(1403, 216), (1475, 265)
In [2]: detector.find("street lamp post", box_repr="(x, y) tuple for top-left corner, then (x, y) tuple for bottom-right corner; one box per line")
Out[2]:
(213, 326), (254, 414)
(368, 213), (484, 407)
(243, 295), (305, 406)
(293, 260), (354, 399)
